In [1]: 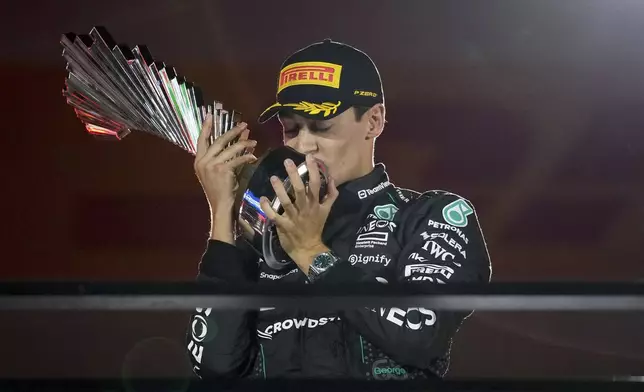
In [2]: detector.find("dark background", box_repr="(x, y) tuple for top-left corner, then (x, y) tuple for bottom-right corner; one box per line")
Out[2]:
(2, 0), (643, 382)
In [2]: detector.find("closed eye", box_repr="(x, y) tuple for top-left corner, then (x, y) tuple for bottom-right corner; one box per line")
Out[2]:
(311, 123), (332, 133)
(283, 128), (299, 138)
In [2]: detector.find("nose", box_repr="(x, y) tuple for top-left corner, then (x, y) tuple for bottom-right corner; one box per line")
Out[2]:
(287, 129), (318, 155)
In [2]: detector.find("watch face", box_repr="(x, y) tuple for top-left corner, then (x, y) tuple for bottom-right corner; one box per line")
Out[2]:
(314, 253), (334, 269)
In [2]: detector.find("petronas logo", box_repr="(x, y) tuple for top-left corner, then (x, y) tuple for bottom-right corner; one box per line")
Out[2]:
(374, 204), (399, 221)
(442, 199), (473, 227)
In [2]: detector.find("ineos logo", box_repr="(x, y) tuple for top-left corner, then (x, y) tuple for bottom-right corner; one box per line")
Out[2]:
(381, 307), (437, 330)
(191, 315), (208, 342)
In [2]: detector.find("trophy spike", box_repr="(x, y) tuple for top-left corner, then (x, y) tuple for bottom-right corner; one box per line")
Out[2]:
(61, 26), (243, 156)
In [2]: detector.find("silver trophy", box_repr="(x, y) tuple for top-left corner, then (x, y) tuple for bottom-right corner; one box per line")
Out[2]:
(61, 26), (329, 270)
(61, 26), (242, 152)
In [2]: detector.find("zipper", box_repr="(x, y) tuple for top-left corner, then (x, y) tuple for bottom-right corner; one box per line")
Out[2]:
(259, 343), (267, 379)
(359, 335), (365, 363)
(387, 192), (399, 206)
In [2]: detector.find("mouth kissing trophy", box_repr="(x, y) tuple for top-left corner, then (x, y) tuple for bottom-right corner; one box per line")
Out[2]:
(60, 26), (329, 270)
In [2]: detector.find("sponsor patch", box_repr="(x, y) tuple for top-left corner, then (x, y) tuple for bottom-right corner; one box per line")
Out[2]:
(355, 232), (389, 248)
(442, 198), (473, 227)
(357, 219), (397, 234)
(188, 307), (213, 364)
(408, 252), (428, 262)
(259, 269), (299, 281)
(278, 61), (342, 92)
(421, 231), (467, 258)
(404, 263), (455, 282)
(373, 204), (399, 221)
(348, 253), (391, 267)
(257, 316), (340, 340)
(426, 220), (469, 244)
(395, 189), (410, 203)
(358, 181), (391, 200)
(371, 307), (437, 331)
(420, 240), (455, 261)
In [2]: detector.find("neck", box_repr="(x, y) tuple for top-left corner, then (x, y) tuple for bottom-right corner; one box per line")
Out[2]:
(339, 156), (375, 187)
(355, 156), (375, 179)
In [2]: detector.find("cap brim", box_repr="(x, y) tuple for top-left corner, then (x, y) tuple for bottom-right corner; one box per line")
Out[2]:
(257, 100), (349, 124)
(257, 102), (283, 124)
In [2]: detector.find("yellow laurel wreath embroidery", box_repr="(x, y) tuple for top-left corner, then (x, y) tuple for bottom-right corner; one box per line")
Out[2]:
(283, 101), (341, 117)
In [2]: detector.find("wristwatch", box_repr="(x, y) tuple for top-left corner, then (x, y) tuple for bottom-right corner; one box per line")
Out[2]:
(307, 250), (340, 283)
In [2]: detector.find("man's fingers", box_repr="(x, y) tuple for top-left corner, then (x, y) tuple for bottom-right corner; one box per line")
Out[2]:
(306, 154), (321, 203)
(270, 175), (298, 218)
(221, 122), (249, 146)
(217, 139), (257, 163)
(200, 122), (249, 162)
(260, 196), (289, 228)
(195, 111), (213, 161)
(232, 145), (257, 176)
(321, 176), (339, 212)
(284, 159), (307, 209)
(219, 150), (257, 177)
(238, 128), (250, 141)
(235, 128), (251, 158)
(237, 128), (250, 149)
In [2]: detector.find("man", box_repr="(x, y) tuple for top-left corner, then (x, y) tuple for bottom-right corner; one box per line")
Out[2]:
(186, 38), (492, 380)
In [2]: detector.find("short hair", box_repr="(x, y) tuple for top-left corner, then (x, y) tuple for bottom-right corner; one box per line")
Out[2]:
(352, 105), (371, 121)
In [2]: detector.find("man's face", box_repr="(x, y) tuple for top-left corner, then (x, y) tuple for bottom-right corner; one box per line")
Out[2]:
(277, 107), (372, 186)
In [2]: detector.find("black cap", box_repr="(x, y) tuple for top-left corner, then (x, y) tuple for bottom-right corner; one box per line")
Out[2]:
(257, 39), (384, 123)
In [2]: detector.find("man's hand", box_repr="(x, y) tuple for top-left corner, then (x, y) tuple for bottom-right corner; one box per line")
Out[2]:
(194, 112), (258, 243)
(259, 154), (339, 273)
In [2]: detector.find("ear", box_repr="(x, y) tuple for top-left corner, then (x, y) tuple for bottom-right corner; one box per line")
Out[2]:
(365, 103), (386, 140)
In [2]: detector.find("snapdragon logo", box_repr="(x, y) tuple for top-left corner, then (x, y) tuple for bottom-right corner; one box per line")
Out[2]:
(260, 269), (299, 280)
(257, 316), (340, 340)
(372, 358), (409, 380)
(357, 181), (391, 199)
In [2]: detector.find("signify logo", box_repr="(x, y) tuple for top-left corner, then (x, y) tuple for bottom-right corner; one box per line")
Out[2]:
(348, 253), (391, 267)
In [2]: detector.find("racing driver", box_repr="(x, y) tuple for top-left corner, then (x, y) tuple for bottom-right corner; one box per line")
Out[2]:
(187, 38), (492, 380)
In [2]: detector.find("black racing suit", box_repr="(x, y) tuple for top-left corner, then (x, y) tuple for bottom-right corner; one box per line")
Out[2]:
(186, 163), (492, 380)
